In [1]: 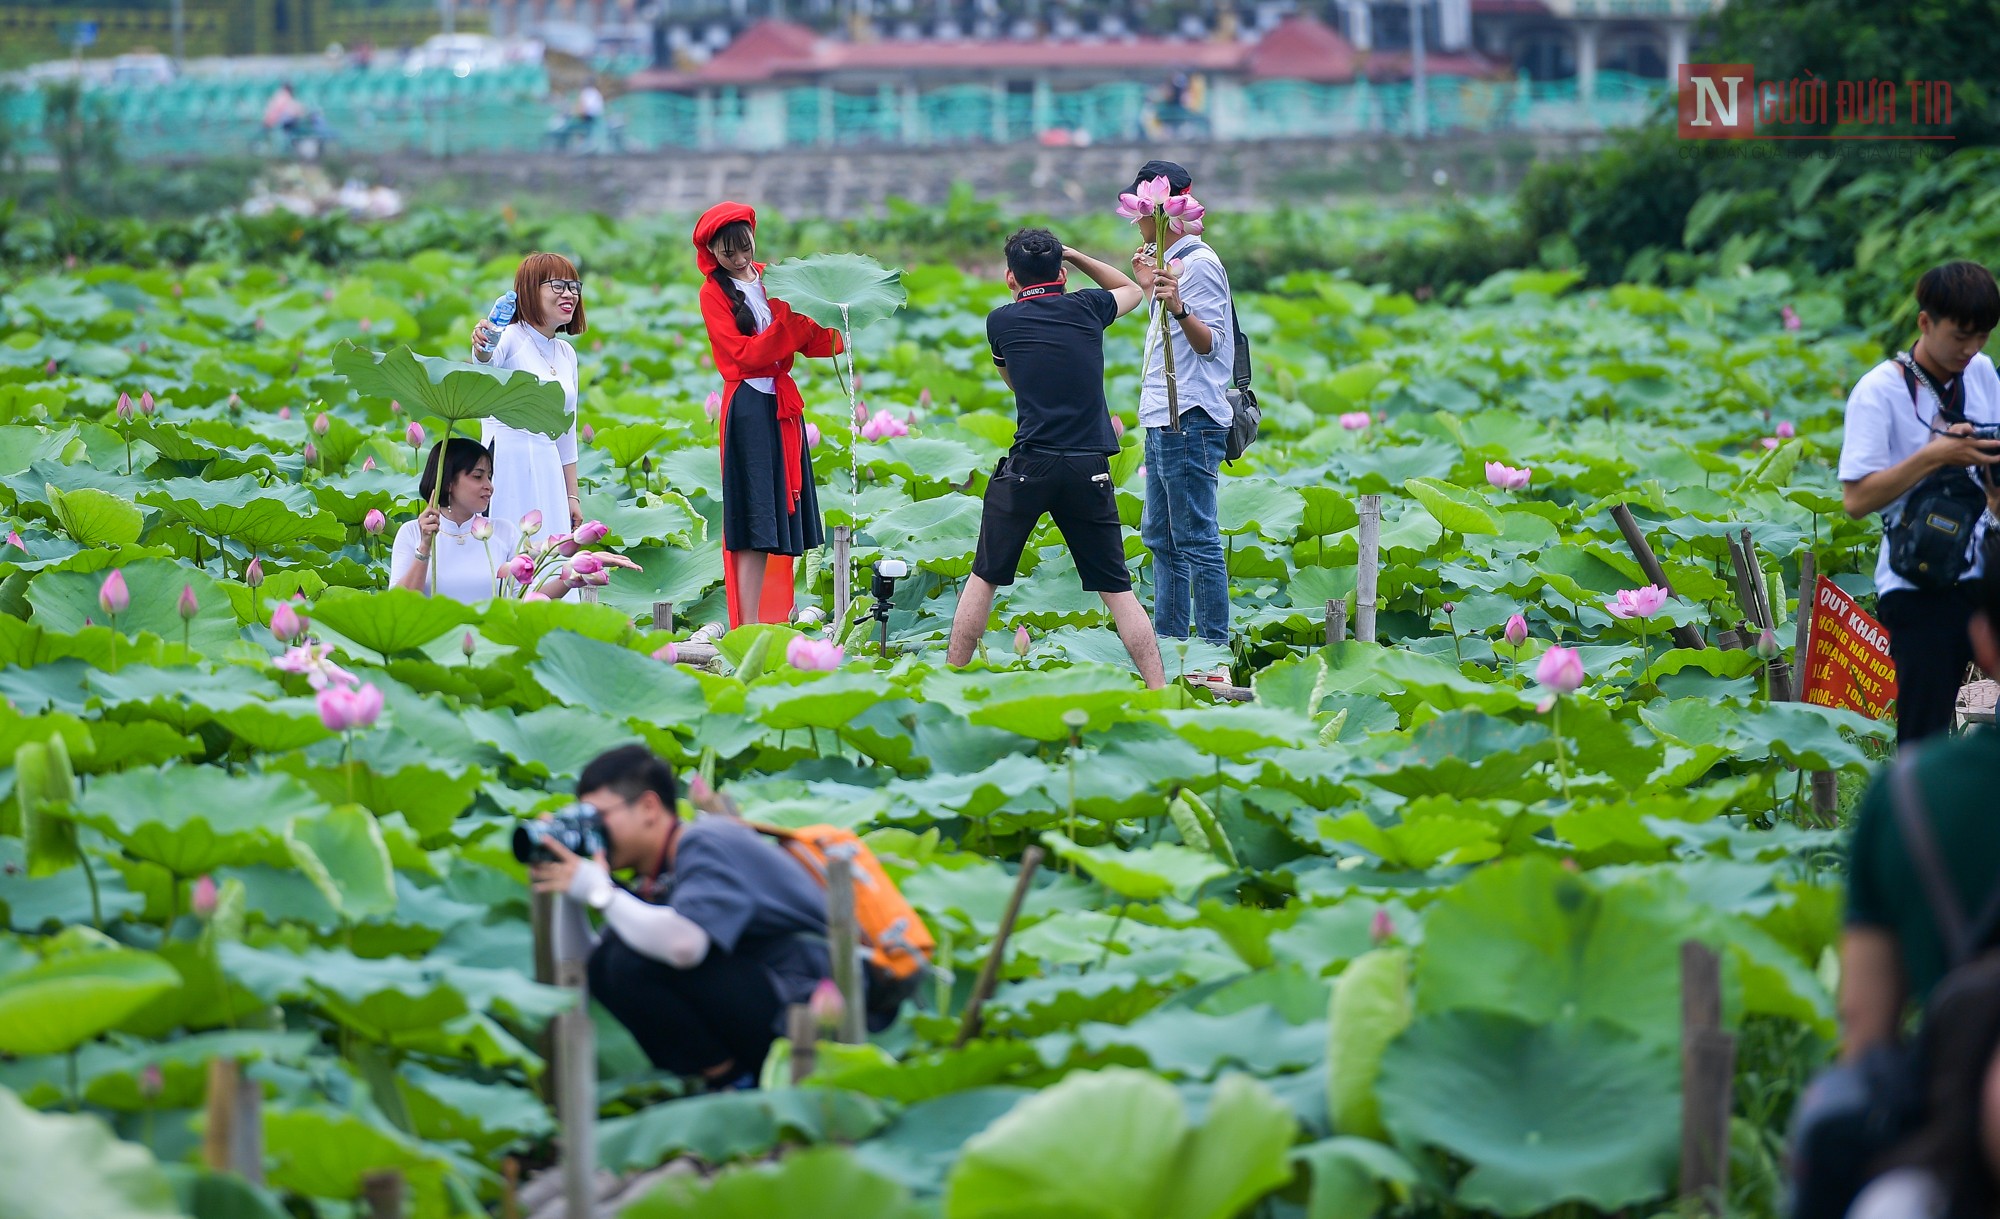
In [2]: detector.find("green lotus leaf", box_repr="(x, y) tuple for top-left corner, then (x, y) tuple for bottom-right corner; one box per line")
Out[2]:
(531, 630), (709, 725)
(926, 665), (1154, 741)
(1401, 477), (1499, 536)
(137, 476), (343, 550)
(598, 1089), (893, 1173)
(624, 1145), (924, 1219)
(45, 484), (145, 546)
(271, 756), (485, 840)
(210, 699), (337, 753)
(849, 1089), (1032, 1195)
(594, 422), (674, 468)
(332, 341), (570, 438)
(0, 839), (145, 931)
(26, 559), (238, 653)
(310, 586), (480, 659)
(746, 669), (892, 732)
(1044, 1005), (1326, 1079)
(1038, 832), (1229, 902)
(70, 766), (330, 878)
(0, 933), (179, 1055)
(286, 805), (397, 922)
(943, 1068), (1295, 1219)
(1377, 1013), (1678, 1216)
(1293, 1137), (1419, 1219)
(863, 436), (982, 489)
(263, 1106), (451, 1214)
(1325, 946), (1411, 1139)
(1217, 479), (1305, 539)
(761, 253), (908, 333)
(399, 1064), (555, 1160)
(0, 1087), (186, 1219)
(1153, 707), (1316, 755)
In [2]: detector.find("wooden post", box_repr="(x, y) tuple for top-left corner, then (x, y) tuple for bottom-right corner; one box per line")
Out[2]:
(955, 845), (1045, 1048)
(1609, 504), (1705, 651)
(652, 600), (674, 635)
(825, 850), (867, 1045)
(1725, 534), (1762, 629)
(530, 890), (557, 1105)
(553, 910), (596, 1219)
(786, 1003), (818, 1084)
(832, 525), (853, 627)
(361, 1170), (406, 1219)
(1679, 941), (1734, 1214)
(1325, 599), (1346, 647)
(501, 1157), (521, 1219)
(1355, 494), (1382, 644)
(1791, 552), (1816, 700)
(202, 1057), (262, 1182)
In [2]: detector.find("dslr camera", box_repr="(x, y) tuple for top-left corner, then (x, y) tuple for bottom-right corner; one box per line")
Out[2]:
(512, 803), (607, 865)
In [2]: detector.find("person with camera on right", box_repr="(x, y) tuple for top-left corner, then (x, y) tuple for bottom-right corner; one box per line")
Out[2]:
(523, 745), (830, 1091)
(1839, 260), (2000, 744)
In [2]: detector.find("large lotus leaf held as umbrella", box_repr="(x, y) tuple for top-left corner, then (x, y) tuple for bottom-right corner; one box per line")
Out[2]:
(332, 342), (570, 439)
(761, 254), (908, 333)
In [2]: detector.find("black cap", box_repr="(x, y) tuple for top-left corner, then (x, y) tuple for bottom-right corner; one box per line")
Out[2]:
(1129, 159), (1193, 195)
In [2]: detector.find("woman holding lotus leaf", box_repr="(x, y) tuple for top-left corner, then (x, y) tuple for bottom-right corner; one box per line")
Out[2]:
(391, 437), (636, 601)
(692, 202), (846, 627)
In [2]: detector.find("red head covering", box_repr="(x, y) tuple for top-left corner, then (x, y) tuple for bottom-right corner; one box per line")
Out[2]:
(693, 202), (758, 276)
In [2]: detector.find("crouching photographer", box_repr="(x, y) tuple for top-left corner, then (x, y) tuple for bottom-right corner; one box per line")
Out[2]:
(523, 744), (829, 1091)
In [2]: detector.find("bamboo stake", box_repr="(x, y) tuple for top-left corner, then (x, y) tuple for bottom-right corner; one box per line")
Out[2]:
(832, 525), (852, 627)
(1679, 941), (1734, 1215)
(1355, 495), (1382, 644)
(1326, 599), (1346, 646)
(955, 845), (1045, 1048)
(361, 1170), (406, 1219)
(826, 850), (867, 1045)
(787, 1004), (818, 1084)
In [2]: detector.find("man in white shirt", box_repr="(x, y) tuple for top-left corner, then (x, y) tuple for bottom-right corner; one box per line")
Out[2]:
(1838, 261), (2000, 743)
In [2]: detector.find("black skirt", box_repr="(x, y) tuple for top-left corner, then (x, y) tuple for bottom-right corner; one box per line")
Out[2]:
(721, 383), (823, 556)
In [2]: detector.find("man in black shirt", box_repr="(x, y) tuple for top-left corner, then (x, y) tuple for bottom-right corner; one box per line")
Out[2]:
(945, 228), (1166, 689)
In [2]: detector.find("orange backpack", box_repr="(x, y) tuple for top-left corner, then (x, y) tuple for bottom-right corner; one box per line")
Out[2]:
(751, 823), (935, 982)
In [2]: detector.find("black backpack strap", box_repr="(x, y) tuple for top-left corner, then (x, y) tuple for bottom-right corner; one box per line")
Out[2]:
(1890, 752), (1974, 965)
(1229, 303), (1251, 391)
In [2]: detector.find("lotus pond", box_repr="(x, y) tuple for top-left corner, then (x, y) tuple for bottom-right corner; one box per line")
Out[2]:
(0, 230), (1893, 1219)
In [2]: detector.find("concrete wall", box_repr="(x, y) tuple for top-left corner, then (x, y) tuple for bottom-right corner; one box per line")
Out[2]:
(362, 130), (1609, 219)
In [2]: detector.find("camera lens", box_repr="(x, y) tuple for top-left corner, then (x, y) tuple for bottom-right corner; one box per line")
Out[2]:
(511, 822), (543, 864)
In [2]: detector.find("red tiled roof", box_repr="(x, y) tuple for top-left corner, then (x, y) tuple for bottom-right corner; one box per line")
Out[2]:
(630, 16), (1501, 91)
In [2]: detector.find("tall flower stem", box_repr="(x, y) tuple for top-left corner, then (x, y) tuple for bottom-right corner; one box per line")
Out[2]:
(1551, 697), (1571, 799)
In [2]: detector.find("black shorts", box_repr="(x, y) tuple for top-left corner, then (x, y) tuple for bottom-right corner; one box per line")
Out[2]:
(971, 450), (1132, 593)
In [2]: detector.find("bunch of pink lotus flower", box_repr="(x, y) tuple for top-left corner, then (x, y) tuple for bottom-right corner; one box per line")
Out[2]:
(495, 511), (620, 597)
(859, 409), (910, 442)
(1115, 176), (1205, 236)
(786, 635), (844, 671)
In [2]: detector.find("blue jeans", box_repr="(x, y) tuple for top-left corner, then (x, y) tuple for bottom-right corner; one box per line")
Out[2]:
(1142, 412), (1230, 643)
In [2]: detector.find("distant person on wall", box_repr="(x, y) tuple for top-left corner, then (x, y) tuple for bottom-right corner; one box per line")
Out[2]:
(470, 253), (586, 548)
(945, 228), (1167, 690)
(1127, 159), (1237, 681)
(691, 202), (845, 628)
(1838, 261), (2000, 743)
(262, 81), (307, 137)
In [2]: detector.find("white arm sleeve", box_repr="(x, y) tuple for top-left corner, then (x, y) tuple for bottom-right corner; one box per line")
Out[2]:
(388, 520), (420, 589)
(556, 417), (578, 466)
(601, 890), (712, 969)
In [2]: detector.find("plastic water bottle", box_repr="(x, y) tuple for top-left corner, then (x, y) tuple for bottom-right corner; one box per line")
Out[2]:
(476, 290), (516, 356)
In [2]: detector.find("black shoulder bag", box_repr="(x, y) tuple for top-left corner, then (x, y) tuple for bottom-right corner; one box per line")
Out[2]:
(1886, 354), (1985, 591)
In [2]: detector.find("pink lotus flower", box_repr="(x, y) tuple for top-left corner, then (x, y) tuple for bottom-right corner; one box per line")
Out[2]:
(116, 392), (133, 422)
(1115, 175), (1174, 222)
(1339, 411), (1371, 431)
(405, 422), (425, 450)
(573, 520), (609, 546)
(278, 406), (292, 421)
(357, 317), (372, 333)
(1014, 625), (1032, 655)
(471, 516), (495, 541)
(362, 509), (385, 535)
(520, 510), (544, 538)
(317, 682), (383, 732)
(98, 571), (130, 616)
(522, 591), (551, 602)
(1754, 628), (1781, 660)
(462, 631), (476, 659)
(4, 531), (24, 553)
(43, 359), (56, 375)
(565, 553), (606, 582)
(313, 412), (330, 436)
(806, 422), (821, 448)
(274, 642), (353, 690)
(1163, 196), (1206, 236)
(1484, 461), (1531, 491)
(581, 424), (595, 443)
(704, 391), (723, 423)
(1504, 613), (1529, 648)
(191, 875), (218, 918)
(244, 557), (265, 588)
(551, 532), (579, 558)
(1781, 305), (1801, 331)
(1136, 464), (1147, 478)
(1369, 908), (1395, 945)
(505, 553), (537, 585)
(361, 457), (376, 472)
(860, 409), (910, 442)
(810, 977), (845, 1032)
(270, 602), (305, 643)
(785, 635), (844, 671)
(177, 584), (199, 621)
(1111, 415), (1126, 438)
(1606, 585), (1670, 620)
(652, 642), (679, 663)
(1761, 437), (1780, 450)
(1535, 645), (1585, 695)
(1776, 420), (1796, 439)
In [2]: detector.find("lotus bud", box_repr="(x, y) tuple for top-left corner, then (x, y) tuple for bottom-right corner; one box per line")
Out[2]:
(1111, 415), (1125, 438)
(171, 282), (183, 296)
(1339, 411), (1371, 430)
(1761, 437), (1780, 450)
(573, 520), (609, 546)
(245, 558), (265, 588)
(302, 442), (318, 465)
(1014, 625), (1032, 655)
(405, 422), (425, 449)
(810, 977), (845, 1032)
(471, 516), (494, 541)
(140, 391), (155, 416)
(177, 584), (199, 621)
(652, 642), (679, 663)
(358, 317), (372, 333)
(279, 406), (292, 421)
(522, 591), (551, 602)
(5, 531), (24, 552)
(138, 1064), (164, 1100)
(854, 400), (869, 425)
(389, 400), (402, 415)
(1534, 645), (1585, 695)
(271, 601), (304, 643)
(520, 509), (543, 537)
(505, 553), (536, 585)
(704, 391), (723, 422)
(313, 412), (330, 436)
(462, 631), (477, 659)
(1504, 613), (1529, 647)
(227, 392), (241, 409)
(98, 570), (130, 616)
(806, 422), (821, 448)
(918, 388), (933, 409)
(254, 317), (264, 332)
(582, 424), (595, 443)
(191, 875), (218, 918)
(1369, 908), (1394, 945)
(362, 509), (386, 535)
(1776, 420), (1795, 439)
(1441, 602), (1456, 615)
(592, 338), (604, 352)
(44, 359), (56, 375)
(116, 392), (133, 421)
(1754, 628), (1781, 660)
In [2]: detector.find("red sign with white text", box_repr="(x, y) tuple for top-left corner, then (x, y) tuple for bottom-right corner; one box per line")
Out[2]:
(1800, 577), (1897, 721)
